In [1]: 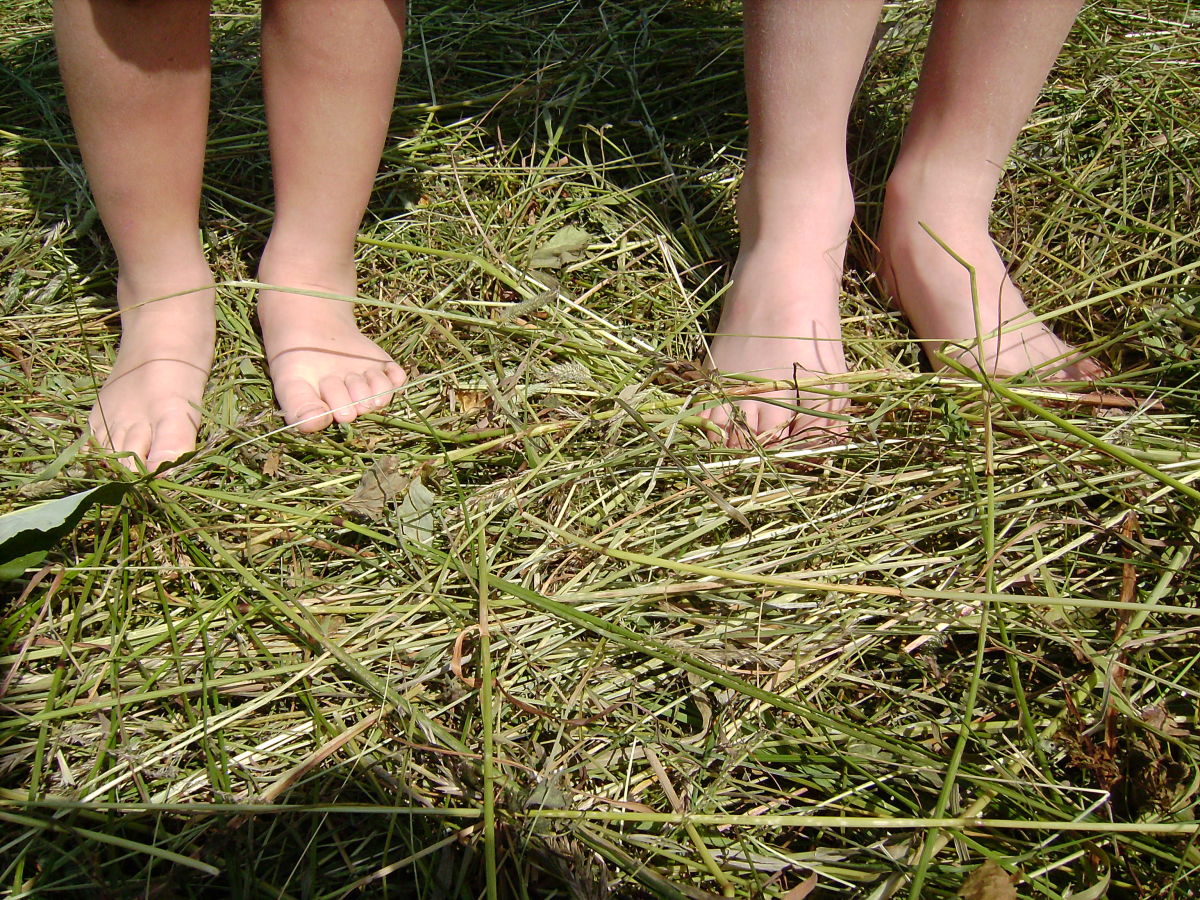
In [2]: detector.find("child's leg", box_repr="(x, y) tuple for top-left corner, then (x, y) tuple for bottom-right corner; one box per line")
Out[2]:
(703, 0), (882, 446)
(55, 0), (215, 469)
(257, 0), (408, 432)
(878, 0), (1103, 379)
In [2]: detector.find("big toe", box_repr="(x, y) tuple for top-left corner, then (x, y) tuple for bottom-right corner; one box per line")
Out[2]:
(146, 409), (200, 472)
(747, 402), (797, 448)
(277, 378), (334, 433)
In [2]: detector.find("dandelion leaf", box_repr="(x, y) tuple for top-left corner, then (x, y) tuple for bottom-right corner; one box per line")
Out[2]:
(0, 484), (132, 580)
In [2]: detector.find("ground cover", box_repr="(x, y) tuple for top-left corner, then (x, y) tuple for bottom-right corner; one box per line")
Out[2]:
(1, 1), (1199, 896)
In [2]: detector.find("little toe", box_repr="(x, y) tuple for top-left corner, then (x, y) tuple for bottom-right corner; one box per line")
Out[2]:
(1039, 350), (1103, 383)
(89, 410), (113, 452)
(319, 375), (357, 424)
(383, 361), (408, 389)
(1069, 356), (1110, 382)
(278, 379), (334, 433)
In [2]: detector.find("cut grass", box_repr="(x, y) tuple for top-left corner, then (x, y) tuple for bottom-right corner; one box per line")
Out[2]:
(2, 0), (1200, 897)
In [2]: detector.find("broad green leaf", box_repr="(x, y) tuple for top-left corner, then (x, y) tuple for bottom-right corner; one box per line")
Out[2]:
(0, 484), (132, 580)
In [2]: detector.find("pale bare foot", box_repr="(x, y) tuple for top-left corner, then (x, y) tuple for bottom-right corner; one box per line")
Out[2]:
(701, 174), (853, 447)
(88, 264), (216, 472)
(257, 252), (406, 432)
(877, 171), (1105, 381)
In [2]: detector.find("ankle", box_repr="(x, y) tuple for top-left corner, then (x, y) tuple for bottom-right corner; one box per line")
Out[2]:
(884, 156), (996, 229)
(737, 166), (855, 245)
(259, 239), (356, 290)
(115, 264), (215, 325)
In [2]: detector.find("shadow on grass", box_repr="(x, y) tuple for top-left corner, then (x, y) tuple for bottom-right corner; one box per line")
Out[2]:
(0, 0), (921, 332)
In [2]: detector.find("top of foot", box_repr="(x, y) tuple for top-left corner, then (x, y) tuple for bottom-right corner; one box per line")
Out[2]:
(257, 275), (406, 433)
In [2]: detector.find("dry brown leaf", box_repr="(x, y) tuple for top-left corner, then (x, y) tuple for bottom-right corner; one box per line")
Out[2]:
(343, 456), (406, 522)
(958, 860), (1017, 900)
(783, 872), (818, 900)
(454, 389), (488, 415)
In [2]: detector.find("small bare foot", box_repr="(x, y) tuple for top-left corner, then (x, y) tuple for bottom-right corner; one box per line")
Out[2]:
(701, 176), (853, 447)
(88, 267), (215, 471)
(878, 175), (1105, 381)
(257, 255), (406, 432)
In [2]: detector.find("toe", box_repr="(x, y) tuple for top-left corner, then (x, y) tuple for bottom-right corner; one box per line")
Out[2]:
(1072, 356), (1110, 382)
(383, 361), (407, 389)
(278, 378), (334, 433)
(791, 411), (847, 445)
(703, 400), (740, 448)
(319, 375), (357, 424)
(89, 406), (112, 451)
(724, 404), (756, 449)
(122, 421), (153, 461)
(1043, 349), (1106, 383)
(365, 369), (396, 410)
(112, 423), (150, 472)
(344, 372), (375, 415)
(755, 403), (795, 447)
(698, 405), (728, 446)
(146, 409), (199, 472)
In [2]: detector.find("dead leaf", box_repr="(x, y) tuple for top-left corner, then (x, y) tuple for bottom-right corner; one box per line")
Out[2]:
(958, 860), (1017, 900)
(1140, 702), (1189, 737)
(343, 456), (405, 522)
(530, 225), (592, 269)
(653, 359), (710, 386)
(453, 389), (488, 415)
(783, 873), (818, 900)
(262, 451), (282, 478)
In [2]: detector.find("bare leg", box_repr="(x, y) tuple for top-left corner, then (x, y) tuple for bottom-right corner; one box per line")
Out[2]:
(878, 0), (1103, 379)
(257, 0), (408, 432)
(55, 0), (215, 469)
(702, 0), (882, 447)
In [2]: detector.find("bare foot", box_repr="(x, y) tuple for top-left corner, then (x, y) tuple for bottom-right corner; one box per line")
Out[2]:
(877, 173), (1105, 381)
(701, 175), (853, 447)
(257, 253), (406, 432)
(88, 266), (215, 471)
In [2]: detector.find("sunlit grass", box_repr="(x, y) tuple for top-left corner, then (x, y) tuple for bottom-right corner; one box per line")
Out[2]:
(2, 1), (1199, 896)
